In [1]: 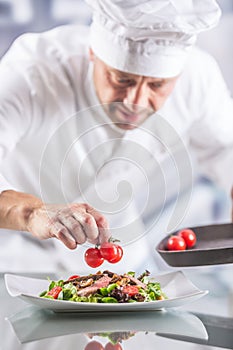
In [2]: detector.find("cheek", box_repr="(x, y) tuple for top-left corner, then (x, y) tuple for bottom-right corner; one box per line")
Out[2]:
(161, 82), (176, 97)
(96, 82), (125, 103)
(93, 68), (127, 103)
(151, 85), (175, 110)
(97, 86), (118, 103)
(159, 83), (177, 101)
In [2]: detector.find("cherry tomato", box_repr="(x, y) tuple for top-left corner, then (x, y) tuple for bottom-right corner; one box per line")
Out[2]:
(178, 229), (197, 248)
(166, 235), (186, 251)
(85, 340), (104, 350)
(99, 242), (123, 263)
(122, 285), (139, 296)
(47, 286), (62, 299)
(68, 275), (80, 281)
(84, 248), (104, 268)
(107, 245), (123, 263)
(105, 343), (122, 350)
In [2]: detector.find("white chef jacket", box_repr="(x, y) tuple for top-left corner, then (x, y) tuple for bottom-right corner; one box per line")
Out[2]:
(0, 25), (232, 273)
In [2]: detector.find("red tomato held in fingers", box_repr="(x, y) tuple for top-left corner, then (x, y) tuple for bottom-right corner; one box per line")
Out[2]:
(105, 343), (122, 350)
(107, 245), (123, 263)
(47, 286), (62, 299)
(122, 285), (139, 296)
(178, 229), (197, 248)
(68, 275), (80, 281)
(85, 248), (104, 268)
(85, 340), (104, 350)
(166, 235), (186, 251)
(99, 242), (121, 263)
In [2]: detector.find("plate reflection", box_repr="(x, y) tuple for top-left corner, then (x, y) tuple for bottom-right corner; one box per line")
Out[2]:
(6, 305), (208, 347)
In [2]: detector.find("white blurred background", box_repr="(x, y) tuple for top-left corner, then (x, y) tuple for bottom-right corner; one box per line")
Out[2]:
(0, 0), (92, 58)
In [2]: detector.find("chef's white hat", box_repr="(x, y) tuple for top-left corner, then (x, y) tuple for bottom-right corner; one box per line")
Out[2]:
(86, 0), (221, 78)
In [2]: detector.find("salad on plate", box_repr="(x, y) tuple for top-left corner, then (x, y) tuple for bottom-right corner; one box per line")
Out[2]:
(39, 270), (167, 303)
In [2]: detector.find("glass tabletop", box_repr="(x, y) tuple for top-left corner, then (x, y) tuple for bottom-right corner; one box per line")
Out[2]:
(1, 265), (233, 350)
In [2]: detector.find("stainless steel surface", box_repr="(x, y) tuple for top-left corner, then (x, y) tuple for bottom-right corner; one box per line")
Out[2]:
(1, 265), (233, 349)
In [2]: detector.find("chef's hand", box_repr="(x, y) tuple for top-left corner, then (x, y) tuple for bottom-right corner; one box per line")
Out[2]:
(0, 190), (110, 249)
(28, 203), (110, 249)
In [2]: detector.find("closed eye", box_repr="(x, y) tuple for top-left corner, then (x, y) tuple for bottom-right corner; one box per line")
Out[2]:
(149, 82), (163, 89)
(117, 78), (135, 86)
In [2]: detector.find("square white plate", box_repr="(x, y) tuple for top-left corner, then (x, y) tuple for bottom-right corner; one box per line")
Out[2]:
(4, 271), (208, 312)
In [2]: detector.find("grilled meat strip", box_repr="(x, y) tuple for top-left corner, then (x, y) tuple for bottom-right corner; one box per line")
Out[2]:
(77, 275), (112, 296)
(63, 272), (104, 284)
(125, 274), (146, 289)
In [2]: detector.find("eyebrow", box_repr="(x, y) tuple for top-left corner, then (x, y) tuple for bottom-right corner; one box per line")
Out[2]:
(109, 69), (134, 78)
(108, 67), (173, 84)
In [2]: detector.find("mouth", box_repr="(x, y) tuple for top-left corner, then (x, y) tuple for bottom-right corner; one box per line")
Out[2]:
(106, 103), (153, 130)
(117, 107), (144, 123)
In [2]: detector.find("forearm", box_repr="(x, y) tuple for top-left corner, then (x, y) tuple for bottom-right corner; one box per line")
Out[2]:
(0, 190), (43, 231)
(0, 190), (110, 248)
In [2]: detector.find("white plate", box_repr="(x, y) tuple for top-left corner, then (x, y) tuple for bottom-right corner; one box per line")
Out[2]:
(4, 271), (208, 312)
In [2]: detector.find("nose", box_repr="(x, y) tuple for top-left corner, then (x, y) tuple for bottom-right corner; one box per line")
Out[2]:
(123, 84), (149, 109)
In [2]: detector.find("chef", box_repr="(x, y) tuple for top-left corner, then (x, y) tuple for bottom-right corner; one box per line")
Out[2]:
(0, 0), (232, 272)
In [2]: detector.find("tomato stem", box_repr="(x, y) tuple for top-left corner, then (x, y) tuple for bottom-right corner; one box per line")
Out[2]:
(108, 236), (120, 243)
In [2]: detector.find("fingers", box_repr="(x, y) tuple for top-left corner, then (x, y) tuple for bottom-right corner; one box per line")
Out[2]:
(72, 211), (99, 242)
(49, 221), (77, 249)
(30, 203), (110, 249)
(47, 204), (111, 248)
(58, 215), (86, 244)
(85, 205), (111, 244)
(69, 203), (110, 244)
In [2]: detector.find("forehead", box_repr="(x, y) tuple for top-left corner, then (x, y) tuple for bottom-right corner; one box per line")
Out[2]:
(106, 64), (173, 82)
(95, 56), (178, 82)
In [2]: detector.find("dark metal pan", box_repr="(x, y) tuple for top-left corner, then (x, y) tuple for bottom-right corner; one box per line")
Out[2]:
(156, 223), (233, 267)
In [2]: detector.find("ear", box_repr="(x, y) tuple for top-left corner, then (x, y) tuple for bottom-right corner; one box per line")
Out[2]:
(89, 48), (95, 62)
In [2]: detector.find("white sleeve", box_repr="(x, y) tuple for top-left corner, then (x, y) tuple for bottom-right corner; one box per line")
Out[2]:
(0, 61), (33, 193)
(0, 30), (80, 196)
(189, 55), (233, 195)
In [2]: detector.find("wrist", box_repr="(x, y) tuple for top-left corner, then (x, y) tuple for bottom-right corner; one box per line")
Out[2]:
(0, 190), (43, 231)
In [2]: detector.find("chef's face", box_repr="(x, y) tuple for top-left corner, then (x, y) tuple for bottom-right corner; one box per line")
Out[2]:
(90, 50), (179, 130)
